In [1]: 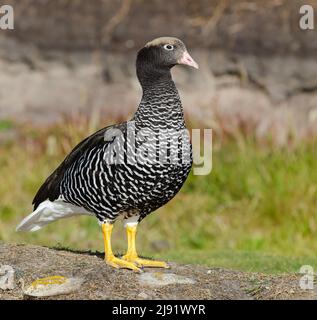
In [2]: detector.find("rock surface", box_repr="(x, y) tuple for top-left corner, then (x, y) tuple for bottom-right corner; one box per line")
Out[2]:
(23, 276), (84, 297)
(0, 243), (316, 300)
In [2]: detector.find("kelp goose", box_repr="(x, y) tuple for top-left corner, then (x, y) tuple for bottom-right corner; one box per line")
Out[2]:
(17, 37), (199, 272)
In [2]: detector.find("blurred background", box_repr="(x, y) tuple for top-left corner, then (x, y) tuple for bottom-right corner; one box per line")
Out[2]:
(0, 0), (317, 273)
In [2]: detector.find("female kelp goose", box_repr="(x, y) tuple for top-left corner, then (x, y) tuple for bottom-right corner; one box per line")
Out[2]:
(17, 37), (199, 272)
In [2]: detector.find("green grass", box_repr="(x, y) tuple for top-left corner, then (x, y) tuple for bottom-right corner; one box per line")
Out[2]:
(0, 119), (13, 132)
(161, 250), (317, 274)
(1, 117), (317, 274)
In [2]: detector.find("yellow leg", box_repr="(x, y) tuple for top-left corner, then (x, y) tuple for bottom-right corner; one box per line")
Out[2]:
(102, 222), (141, 272)
(122, 224), (169, 268)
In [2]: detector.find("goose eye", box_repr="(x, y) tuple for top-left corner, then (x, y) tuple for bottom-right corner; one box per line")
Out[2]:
(163, 44), (174, 51)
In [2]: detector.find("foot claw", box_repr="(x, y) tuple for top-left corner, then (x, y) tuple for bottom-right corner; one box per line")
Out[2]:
(122, 255), (169, 268)
(105, 256), (142, 272)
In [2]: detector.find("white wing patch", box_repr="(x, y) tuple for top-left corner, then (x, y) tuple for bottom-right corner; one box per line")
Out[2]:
(16, 198), (93, 232)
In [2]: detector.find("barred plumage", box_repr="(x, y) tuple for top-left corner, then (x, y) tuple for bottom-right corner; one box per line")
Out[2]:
(59, 79), (192, 223)
(16, 37), (199, 270)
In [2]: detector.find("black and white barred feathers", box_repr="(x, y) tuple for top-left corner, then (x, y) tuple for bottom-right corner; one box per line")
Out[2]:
(17, 37), (197, 231)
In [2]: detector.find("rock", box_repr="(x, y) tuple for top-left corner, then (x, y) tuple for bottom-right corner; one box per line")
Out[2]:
(137, 292), (149, 299)
(139, 272), (196, 286)
(23, 276), (84, 297)
(0, 243), (316, 300)
(0, 265), (15, 290)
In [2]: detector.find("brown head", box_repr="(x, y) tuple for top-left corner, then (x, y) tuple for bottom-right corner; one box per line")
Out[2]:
(136, 37), (198, 85)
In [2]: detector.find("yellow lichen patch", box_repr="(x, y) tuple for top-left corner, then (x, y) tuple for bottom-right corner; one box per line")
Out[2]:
(24, 276), (84, 297)
(31, 275), (67, 287)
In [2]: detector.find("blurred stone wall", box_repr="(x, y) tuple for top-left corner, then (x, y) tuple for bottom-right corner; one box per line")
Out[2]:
(3, 0), (317, 54)
(0, 0), (317, 143)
